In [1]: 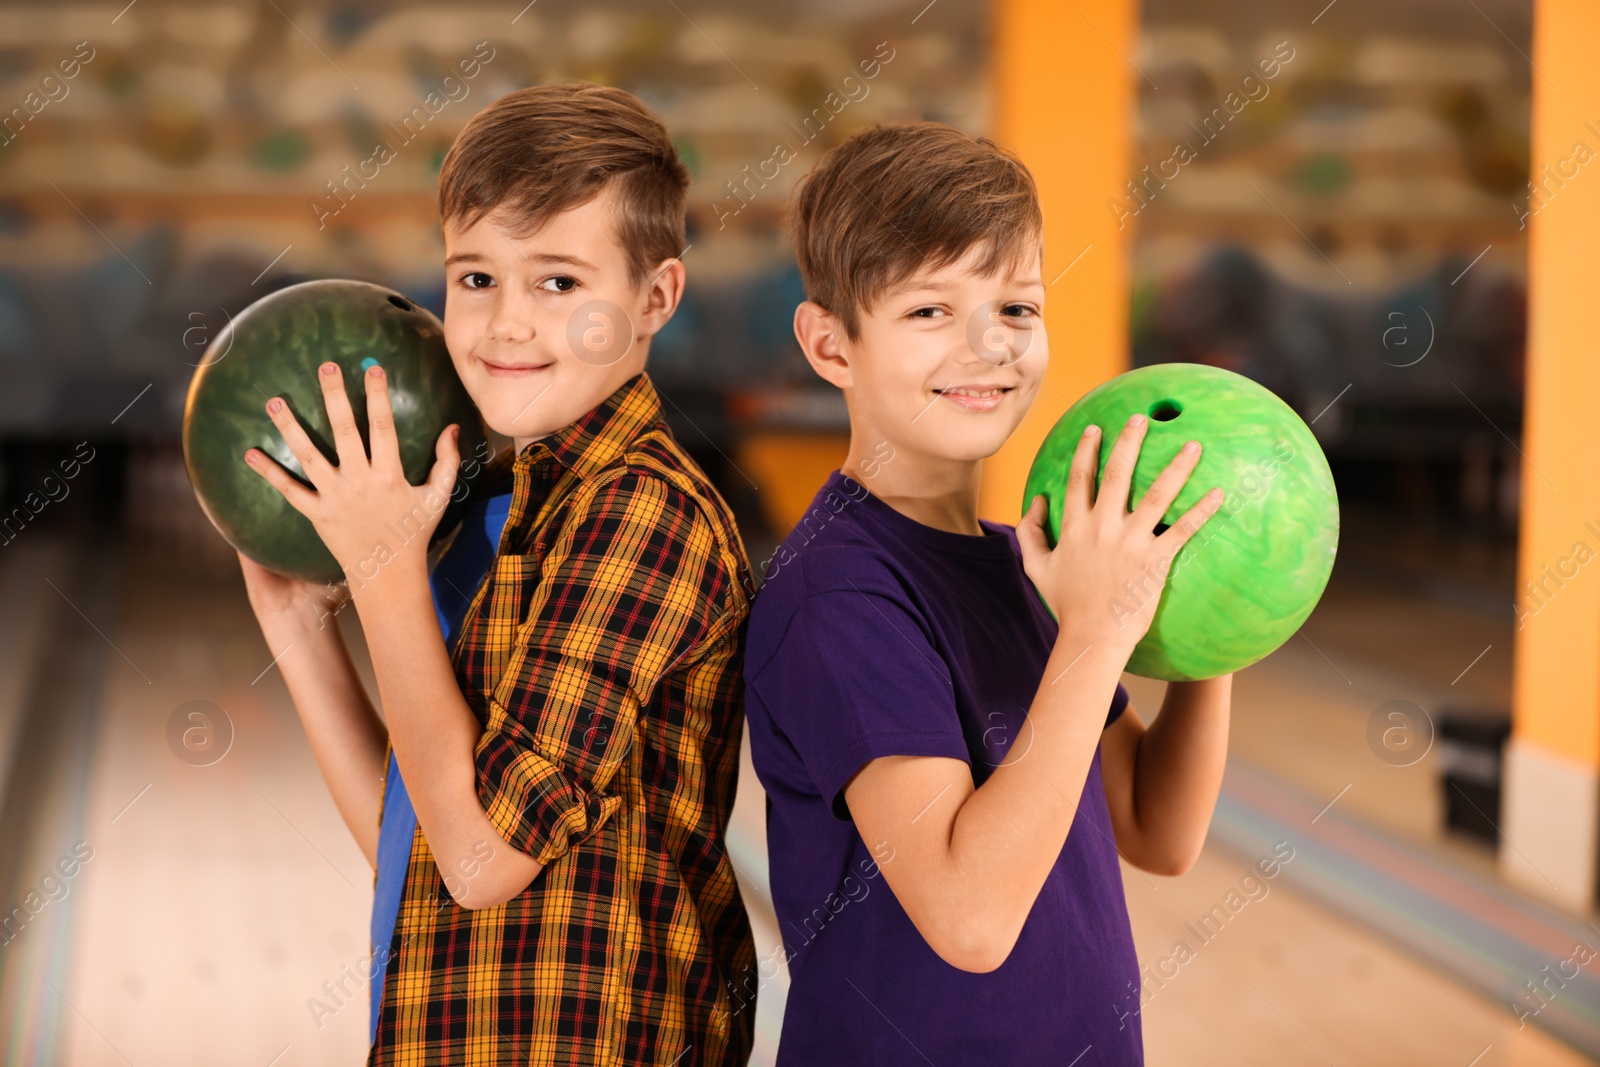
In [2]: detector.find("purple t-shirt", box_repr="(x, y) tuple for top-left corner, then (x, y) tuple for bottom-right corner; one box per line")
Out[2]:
(743, 469), (1140, 1066)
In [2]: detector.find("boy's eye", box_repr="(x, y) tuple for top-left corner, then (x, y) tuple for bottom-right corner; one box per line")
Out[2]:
(910, 306), (947, 319)
(540, 276), (579, 293)
(1000, 303), (1037, 319)
(461, 272), (494, 290)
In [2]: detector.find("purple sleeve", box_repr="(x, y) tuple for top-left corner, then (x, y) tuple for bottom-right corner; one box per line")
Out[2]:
(1108, 682), (1129, 727)
(749, 587), (970, 819)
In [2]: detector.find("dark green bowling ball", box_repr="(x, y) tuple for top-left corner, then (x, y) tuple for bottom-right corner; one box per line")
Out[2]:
(182, 279), (490, 583)
(1022, 363), (1339, 681)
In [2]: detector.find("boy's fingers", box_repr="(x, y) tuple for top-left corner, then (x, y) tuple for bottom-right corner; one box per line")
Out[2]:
(1131, 440), (1202, 536)
(425, 424), (461, 504)
(1016, 495), (1050, 559)
(363, 363), (402, 475)
(1095, 414), (1146, 514)
(319, 362), (366, 470)
(243, 447), (319, 516)
(1157, 487), (1225, 553)
(1063, 424), (1101, 515)
(263, 395), (337, 489)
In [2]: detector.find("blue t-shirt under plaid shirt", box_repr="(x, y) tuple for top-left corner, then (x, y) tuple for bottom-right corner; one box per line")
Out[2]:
(369, 488), (513, 1042)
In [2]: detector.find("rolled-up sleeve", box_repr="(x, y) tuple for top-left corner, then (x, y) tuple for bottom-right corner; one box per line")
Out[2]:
(473, 468), (730, 865)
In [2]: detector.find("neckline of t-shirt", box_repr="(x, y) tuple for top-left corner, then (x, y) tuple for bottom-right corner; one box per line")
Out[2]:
(824, 469), (1016, 558)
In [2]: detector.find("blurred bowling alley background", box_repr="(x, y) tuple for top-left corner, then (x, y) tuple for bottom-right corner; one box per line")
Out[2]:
(0, 0), (1595, 1063)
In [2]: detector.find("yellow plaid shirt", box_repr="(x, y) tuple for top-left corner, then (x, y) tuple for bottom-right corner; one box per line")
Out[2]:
(371, 371), (757, 1065)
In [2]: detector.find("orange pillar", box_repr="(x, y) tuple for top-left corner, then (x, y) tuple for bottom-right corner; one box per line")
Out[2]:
(1501, 0), (1600, 910)
(980, 0), (1138, 524)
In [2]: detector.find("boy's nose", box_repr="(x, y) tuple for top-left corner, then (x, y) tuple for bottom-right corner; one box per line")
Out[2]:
(486, 310), (535, 343)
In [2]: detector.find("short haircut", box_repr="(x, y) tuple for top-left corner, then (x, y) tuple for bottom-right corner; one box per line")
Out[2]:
(437, 83), (688, 288)
(787, 122), (1043, 339)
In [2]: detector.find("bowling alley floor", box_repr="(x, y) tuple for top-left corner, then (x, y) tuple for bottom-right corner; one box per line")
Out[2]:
(1, 473), (1592, 1065)
(1110, 503), (1598, 1066)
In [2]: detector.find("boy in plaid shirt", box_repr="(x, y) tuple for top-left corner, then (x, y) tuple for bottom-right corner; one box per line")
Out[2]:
(239, 84), (757, 1065)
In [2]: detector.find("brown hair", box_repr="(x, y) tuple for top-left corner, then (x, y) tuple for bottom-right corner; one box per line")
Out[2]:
(787, 122), (1043, 339)
(437, 83), (688, 288)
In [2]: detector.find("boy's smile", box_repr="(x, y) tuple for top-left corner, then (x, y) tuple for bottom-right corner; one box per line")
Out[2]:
(441, 185), (681, 455)
(937, 384), (1013, 412)
(479, 358), (553, 378)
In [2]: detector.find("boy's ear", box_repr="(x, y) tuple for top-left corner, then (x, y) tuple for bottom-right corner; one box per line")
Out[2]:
(636, 257), (686, 338)
(794, 301), (852, 390)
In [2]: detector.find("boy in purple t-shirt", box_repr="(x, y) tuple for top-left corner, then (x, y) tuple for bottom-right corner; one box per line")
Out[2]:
(740, 122), (1236, 1064)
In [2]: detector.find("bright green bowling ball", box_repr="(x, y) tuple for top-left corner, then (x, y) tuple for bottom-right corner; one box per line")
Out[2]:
(1021, 363), (1339, 681)
(182, 278), (491, 583)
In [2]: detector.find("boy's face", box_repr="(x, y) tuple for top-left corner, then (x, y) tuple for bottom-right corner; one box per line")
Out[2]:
(829, 241), (1047, 465)
(441, 185), (681, 452)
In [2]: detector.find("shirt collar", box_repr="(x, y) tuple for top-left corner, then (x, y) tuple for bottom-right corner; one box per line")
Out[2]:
(514, 370), (663, 481)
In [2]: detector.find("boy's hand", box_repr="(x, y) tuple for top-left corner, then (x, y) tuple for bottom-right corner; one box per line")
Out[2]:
(1017, 413), (1223, 652)
(243, 362), (461, 590)
(236, 549), (351, 632)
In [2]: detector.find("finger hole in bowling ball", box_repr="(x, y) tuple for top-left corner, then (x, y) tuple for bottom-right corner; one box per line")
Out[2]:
(1149, 400), (1182, 421)
(387, 295), (414, 312)
(1153, 522), (1171, 536)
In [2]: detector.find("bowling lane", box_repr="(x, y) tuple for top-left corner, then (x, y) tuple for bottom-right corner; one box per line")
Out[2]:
(51, 448), (374, 1065)
(1122, 840), (1589, 1067)
(1112, 530), (1591, 1064)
